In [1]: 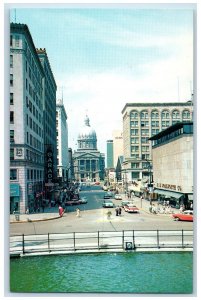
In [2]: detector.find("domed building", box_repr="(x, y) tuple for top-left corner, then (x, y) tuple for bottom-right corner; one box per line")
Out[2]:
(73, 115), (105, 182)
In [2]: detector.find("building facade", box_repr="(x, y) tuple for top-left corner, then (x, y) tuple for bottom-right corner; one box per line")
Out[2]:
(10, 23), (45, 213)
(112, 130), (124, 168)
(56, 99), (69, 185)
(36, 48), (57, 187)
(121, 101), (193, 185)
(106, 140), (114, 168)
(149, 122), (193, 208)
(73, 115), (105, 182)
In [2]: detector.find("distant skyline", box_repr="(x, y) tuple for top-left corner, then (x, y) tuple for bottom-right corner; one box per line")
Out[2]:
(9, 4), (194, 154)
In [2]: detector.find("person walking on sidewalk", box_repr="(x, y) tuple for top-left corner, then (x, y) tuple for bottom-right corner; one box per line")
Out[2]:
(118, 206), (122, 216)
(115, 206), (119, 216)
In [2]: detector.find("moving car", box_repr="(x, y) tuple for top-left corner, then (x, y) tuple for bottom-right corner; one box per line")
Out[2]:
(79, 197), (88, 204)
(172, 210), (193, 221)
(102, 200), (114, 208)
(121, 200), (131, 207)
(124, 204), (139, 213)
(103, 192), (113, 199)
(114, 194), (122, 200)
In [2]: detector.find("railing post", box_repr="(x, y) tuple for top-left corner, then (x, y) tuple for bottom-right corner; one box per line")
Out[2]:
(133, 230), (135, 250)
(48, 233), (50, 252)
(182, 229), (184, 248)
(122, 230), (124, 249)
(157, 230), (160, 249)
(73, 232), (76, 251)
(98, 231), (99, 250)
(22, 234), (25, 254)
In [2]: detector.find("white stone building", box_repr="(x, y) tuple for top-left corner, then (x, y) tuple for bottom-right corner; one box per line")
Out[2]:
(121, 101), (193, 186)
(149, 121), (193, 208)
(56, 99), (69, 184)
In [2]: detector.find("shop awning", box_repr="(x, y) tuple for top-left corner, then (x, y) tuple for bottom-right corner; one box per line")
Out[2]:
(154, 189), (183, 199)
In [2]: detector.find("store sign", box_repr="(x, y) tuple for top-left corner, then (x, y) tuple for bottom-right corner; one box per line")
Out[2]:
(156, 183), (182, 192)
(45, 148), (53, 183)
(10, 184), (20, 197)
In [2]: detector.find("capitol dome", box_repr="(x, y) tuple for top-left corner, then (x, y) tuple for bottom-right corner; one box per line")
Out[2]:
(77, 115), (97, 150)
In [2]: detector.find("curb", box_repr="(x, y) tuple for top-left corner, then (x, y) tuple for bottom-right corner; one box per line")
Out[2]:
(10, 215), (61, 224)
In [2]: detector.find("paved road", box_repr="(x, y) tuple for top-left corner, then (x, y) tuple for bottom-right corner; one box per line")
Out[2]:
(10, 186), (193, 235)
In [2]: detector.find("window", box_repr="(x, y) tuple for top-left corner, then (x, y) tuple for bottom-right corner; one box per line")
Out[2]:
(10, 35), (13, 46)
(130, 121), (138, 127)
(172, 110), (180, 120)
(131, 137), (139, 144)
(15, 35), (20, 47)
(141, 129), (149, 136)
(141, 121), (149, 127)
(151, 110), (159, 119)
(130, 111), (139, 119)
(182, 110), (191, 120)
(10, 169), (17, 180)
(10, 55), (13, 68)
(152, 129), (160, 135)
(10, 130), (14, 142)
(162, 110), (170, 119)
(131, 129), (139, 136)
(162, 120), (170, 128)
(141, 137), (149, 144)
(142, 145), (149, 152)
(151, 121), (159, 127)
(10, 93), (14, 105)
(131, 146), (139, 152)
(10, 148), (14, 160)
(10, 74), (13, 86)
(140, 111), (148, 119)
(131, 162), (140, 168)
(10, 111), (14, 123)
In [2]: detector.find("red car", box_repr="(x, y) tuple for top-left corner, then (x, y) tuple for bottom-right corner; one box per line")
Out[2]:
(172, 210), (193, 221)
(124, 204), (139, 213)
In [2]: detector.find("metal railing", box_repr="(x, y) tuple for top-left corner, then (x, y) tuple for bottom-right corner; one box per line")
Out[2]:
(10, 230), (193, 255)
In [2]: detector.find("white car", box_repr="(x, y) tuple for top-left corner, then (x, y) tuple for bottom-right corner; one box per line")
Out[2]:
(114, 194), (122, 200)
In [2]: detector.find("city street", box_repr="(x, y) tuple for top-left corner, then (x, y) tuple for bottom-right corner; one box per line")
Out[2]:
(10, 185), (193, 236)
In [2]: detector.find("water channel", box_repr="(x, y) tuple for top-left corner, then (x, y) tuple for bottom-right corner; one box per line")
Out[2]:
(10, 251), (193, 294)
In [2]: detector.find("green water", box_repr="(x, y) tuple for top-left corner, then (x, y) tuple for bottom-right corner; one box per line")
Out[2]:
(10, 252), (193, 294)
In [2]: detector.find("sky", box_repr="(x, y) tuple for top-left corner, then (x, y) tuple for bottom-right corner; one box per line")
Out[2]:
(9, 4), (194, 154)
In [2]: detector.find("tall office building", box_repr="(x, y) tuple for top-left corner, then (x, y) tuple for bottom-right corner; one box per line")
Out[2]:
(106, 140), (114, 168)
(56, 99), (69, 184)
(10, 23), (45, 213)
(36, 48), (57, 187)
(121, 101), (193, 183)
(112, 130), (123, 168)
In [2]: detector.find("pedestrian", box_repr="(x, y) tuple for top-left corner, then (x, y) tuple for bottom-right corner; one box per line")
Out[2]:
(149, 204), (152, 213)
(115, 206), (119, 216)
(118, 206), (122, 216)
(26, 207), (29, 214)
(76, 207), (80, 217)
(59, 205), (64, 217)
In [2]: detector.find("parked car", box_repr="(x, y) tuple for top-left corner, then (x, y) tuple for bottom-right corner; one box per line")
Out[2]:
(114, 194), (122, 200)
(124, 204), (139, 213)
(172, 210), (193, 221)
(102, 200), (114, 208)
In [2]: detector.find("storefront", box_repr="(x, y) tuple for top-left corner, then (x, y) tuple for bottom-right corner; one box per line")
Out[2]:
(154, 189), (184, 208)
(10, 183), (20, 213)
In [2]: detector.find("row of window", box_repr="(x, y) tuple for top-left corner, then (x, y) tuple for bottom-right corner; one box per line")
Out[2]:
(130, 109), (191, 119)
(10, 168), (44, 181)
(131, 162), (151, 169)
(26, 115), (43, 137)
(131, 146), (149, 152)
(10, 147), (43, 164)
